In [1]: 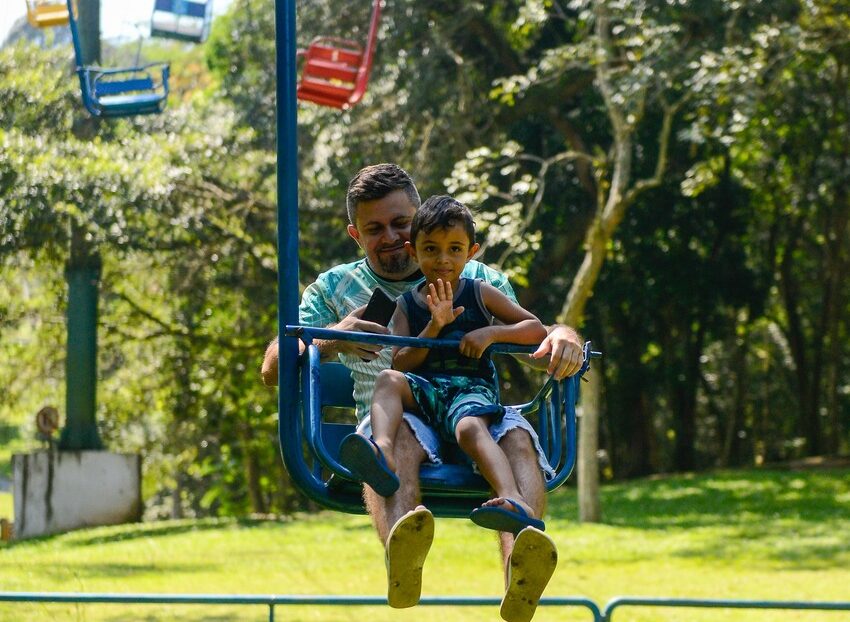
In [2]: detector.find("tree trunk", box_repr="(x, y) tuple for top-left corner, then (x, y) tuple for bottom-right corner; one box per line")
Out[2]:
(578, 368), (601, 522)
(242, 424), (268, 514)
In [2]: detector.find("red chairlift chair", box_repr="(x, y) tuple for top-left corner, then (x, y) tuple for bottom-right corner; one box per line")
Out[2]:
(296, 0), (382, 110)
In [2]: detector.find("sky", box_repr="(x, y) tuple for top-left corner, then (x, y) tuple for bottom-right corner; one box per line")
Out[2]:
(1, 1), (234, 45)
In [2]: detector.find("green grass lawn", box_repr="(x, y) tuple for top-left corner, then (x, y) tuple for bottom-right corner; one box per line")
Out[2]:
(1, 468), (849, 622)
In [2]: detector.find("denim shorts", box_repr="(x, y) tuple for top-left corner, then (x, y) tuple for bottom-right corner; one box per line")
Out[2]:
(356, 406), (555, 481)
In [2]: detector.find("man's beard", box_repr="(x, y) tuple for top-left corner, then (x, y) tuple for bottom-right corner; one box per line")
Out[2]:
(375, 249), (413, 275)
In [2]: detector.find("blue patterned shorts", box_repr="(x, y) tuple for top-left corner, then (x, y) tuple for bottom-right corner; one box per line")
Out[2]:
(403, 372), (504, 442)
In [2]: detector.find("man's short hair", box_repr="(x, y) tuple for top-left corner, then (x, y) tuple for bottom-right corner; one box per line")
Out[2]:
(346, 163), (421, 224)
(410, 195), (476, 247)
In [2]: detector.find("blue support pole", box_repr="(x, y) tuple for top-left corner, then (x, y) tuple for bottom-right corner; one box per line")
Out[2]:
(274, 0), (303, 485)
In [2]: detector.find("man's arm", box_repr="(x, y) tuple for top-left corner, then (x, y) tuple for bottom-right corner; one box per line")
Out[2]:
(261, 337), (283, 387)
(260, 309), (391, 387)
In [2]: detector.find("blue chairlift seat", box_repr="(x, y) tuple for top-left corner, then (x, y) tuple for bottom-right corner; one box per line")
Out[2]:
(280, 326), (596, 517)
(66, 0), (171, 118)
(151, 0), (213, 44)
(79, 65), (170, 118)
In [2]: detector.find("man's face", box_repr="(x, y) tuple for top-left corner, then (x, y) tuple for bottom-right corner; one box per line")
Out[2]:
(348, 189), (418, 279)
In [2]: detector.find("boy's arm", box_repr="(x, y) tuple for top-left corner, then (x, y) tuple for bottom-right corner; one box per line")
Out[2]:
(459, 283), (548, 359)
(393, 280), (464, 372)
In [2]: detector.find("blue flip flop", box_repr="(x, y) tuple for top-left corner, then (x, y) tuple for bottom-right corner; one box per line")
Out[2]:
(469, 498), (545, 535)
(338, 433), (400, 497)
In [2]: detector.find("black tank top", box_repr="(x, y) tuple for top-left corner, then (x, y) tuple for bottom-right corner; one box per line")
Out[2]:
(399, 278), (497, 380)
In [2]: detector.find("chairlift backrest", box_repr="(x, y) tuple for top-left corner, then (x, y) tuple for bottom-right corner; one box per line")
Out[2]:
(151, 0), (213, 43)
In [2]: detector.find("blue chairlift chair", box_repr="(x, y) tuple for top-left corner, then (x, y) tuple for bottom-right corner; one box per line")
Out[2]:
(66, 0), (170, 118)
(279, 326), (598, 517)
(151, 0), (214, 44)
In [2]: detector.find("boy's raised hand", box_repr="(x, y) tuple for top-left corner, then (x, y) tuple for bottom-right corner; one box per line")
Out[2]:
(426, 279), (464, 329)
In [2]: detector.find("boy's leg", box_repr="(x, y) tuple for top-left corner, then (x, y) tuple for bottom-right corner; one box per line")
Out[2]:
(455, 417), (528, 511)
(370, 370), (417, 472)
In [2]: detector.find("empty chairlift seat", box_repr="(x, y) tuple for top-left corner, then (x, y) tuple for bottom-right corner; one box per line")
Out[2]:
(151, 0), (213, 43)
(25, 0), (72, 28)
(66, 0), (171, 118)
(296, 0), (382, 110)
(297, 37), (366, 109)
(82, 65), (171, 117)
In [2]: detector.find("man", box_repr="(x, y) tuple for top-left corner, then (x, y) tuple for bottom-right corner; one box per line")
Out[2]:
(262, 163), (583, 622)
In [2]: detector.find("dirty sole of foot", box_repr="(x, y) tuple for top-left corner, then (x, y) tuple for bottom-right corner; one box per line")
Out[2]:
(385, 508), (435, 609)
(500, 527), (557, 622)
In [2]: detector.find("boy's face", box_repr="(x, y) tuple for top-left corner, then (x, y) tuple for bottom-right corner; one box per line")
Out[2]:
(405, 222), (479, 289)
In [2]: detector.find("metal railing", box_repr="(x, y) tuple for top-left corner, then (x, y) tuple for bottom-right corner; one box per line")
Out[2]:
(0, 593), (601, 622)
(603, 596), (850, 620)
(3, 592), (850, 621)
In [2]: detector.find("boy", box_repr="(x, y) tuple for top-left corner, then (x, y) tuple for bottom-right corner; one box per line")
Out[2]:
(360, 195), (549, 533)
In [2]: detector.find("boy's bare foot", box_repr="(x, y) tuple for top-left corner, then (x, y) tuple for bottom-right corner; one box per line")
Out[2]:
(481, 496), (535, 517)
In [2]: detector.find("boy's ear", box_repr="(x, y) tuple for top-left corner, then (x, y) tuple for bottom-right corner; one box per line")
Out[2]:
(405, 240), (417, 258)
(467, 242), (480, 259)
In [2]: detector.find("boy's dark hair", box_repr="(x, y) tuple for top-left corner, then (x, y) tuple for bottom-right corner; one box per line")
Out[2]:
(410, 195), (476, 247)
(346, 163), (421, 224)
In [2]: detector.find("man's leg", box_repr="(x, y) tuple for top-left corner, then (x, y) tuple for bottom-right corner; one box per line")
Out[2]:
(494, 428), (556, 622)
(364, 418), (427, 545)
(496, 428), (547, 578)
(364, 419), (434, 609)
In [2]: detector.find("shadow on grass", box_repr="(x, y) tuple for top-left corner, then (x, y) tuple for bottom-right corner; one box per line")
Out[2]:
(3, 516), (296, 549)
(110, 615), (241, 622)
(548, 468), (850, 568)
(18, 560), (215, 580)
(549, 468), (850, 530)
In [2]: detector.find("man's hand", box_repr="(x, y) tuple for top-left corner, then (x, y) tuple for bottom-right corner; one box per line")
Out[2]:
(531, 324), (583, 380)
(324, 304), (391, 361)
(260, 304), (393, 387)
